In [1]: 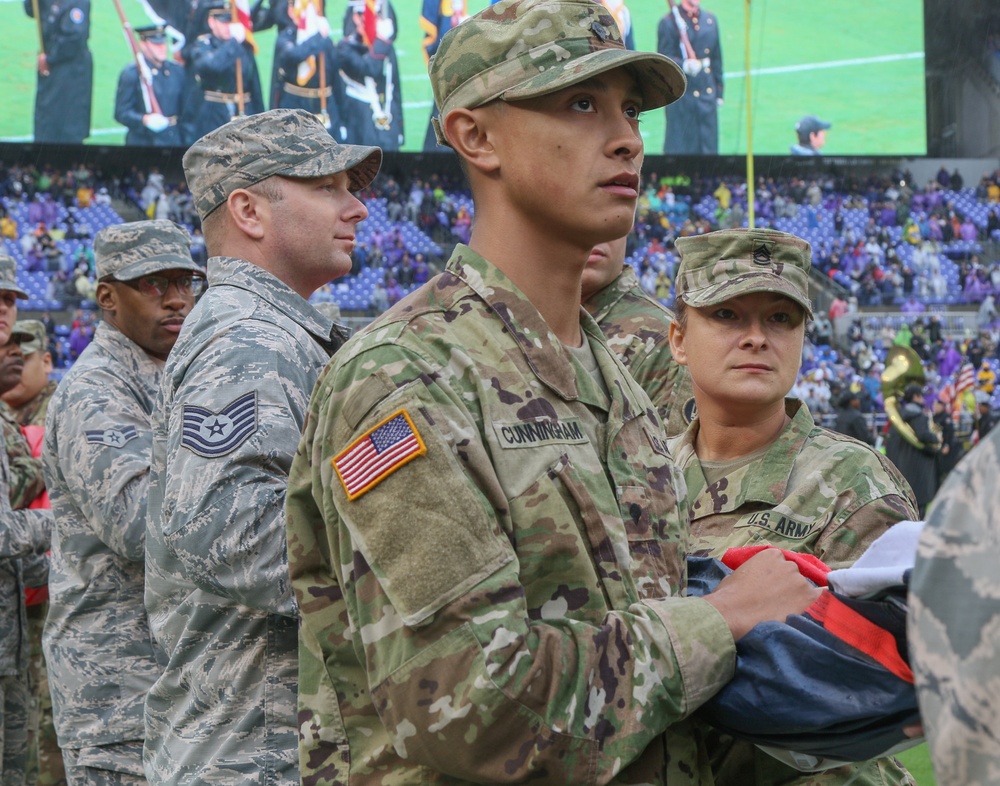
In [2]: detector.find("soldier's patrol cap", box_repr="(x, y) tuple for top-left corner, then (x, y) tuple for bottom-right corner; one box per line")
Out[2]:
(183, 108), (382, 221)
(674, 228), (814, 317)
(135, 24), (169, 43)
(0, 255), (28, 300)
(11, 320), (46, 355)
(428, 0), (686, 147)
(95, 220), (203, 281)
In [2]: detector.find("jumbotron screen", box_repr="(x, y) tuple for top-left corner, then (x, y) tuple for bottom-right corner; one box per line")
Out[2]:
(0, 0), (927, 156)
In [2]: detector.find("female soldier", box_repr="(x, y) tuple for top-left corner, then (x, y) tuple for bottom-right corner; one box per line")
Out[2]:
(667, 228), (918, 786)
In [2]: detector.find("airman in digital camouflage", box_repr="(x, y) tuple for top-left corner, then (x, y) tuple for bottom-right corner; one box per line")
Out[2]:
(285, 3), (819, 784)
(665, 228), (918, 786)
(910, 427), (1000, 786)
(581, 233), (694, 437)
(0, 255), (52, 786)
(144, 109), (380, 786)
(42, 220), (203, 786)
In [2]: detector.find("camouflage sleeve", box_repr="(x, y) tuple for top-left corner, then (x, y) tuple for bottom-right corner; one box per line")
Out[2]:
(288, 344), (734, 783)
(21, 551), (48, 587)
(909, 431), (1000, 786)
(4, 420), (45, 510)
(160, 328), (311, 617)
(813, 493), (918, 571)
(49, 368), (155, 562)
(0, 453), (51, 558)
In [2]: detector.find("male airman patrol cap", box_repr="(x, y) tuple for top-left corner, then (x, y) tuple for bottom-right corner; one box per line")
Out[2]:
(428, 0), (686, 147)
(95, 219), (203, 281)
(0, 255), (28, 300)
(674, 228), (814, 317)
(11, 320), (47, 355)
(183, 108), (382, 221)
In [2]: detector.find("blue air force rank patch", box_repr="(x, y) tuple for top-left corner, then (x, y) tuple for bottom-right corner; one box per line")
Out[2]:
(181, 391), (258, 458)
(85, 426), (139, 448)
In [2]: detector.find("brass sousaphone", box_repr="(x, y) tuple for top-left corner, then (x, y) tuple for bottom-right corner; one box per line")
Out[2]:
(881, 345), (936, 449)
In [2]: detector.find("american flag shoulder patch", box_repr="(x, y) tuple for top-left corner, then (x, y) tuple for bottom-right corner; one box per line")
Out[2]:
(333, 409), (426, 501)
(85, 426), (139, 448)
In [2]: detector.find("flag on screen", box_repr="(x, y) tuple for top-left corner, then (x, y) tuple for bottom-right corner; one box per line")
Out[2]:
(232, 0), (258, 53)
(333, 410), (426, 500)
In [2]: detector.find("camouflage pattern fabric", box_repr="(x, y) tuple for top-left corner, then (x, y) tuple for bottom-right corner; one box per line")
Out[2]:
(2, 406), (45, 510)
(25, 607), (66, 786)
(428, 0), (685, 147)
(61, 740), (146, 785)
(0, 254), (29, 299)
(583, 265), (695, 438)
(93, 220), (201, 282)
(909, 427), (1000, 786)
(181, 109), (381, 221)
(9, 381), (57, 429)
(286, 245), (736, 786)
(41, 322), (167, 773)
(674, 228), (814, 317)
(1, 675), (31, 786)
(144, 256), (342, 786)
(668, 399), (918, 786)
(0, 439), (51, 786)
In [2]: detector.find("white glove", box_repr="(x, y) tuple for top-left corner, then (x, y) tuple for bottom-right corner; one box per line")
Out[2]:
(376, 16), (395, 41)
(143, 113), (170, 133)
(229, 23), (246, 43)
(682, 58), (703, 76)
(716, 98), (724, 107)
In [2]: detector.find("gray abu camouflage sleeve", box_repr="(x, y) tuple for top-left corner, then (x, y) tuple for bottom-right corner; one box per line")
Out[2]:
(909, 428), (1000, 786)
(159, 320), (318, 616)
(287, 327), (734, 784)
(48, 365), (156, 562)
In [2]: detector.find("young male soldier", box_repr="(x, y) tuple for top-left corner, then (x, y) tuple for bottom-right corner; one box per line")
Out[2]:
(0, 256), (52, 786)
(581, 233), (695, 436)
(43, 220), (203, 786)
(285, 2), (820, 783)
(144, 109), (380, 786)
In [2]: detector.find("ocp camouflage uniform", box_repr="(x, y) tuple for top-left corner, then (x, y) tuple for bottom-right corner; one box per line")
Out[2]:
(144, 257), (342, 786)
(909, 427), (1000, 786)
(286, 245), (736, 786)
(0, 439), (52, 786)
(42, 321), (168, 783)
(668, 400), (918, 785)
(583, 264), (695, 437)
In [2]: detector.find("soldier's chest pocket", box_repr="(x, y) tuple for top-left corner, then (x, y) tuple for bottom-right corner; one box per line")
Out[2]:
(617, 484), (681, 600)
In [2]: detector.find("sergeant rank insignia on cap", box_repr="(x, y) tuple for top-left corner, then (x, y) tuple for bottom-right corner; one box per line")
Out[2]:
(752, 240), (773, 266)
(181, 391), (258, 458)
(86, 426), (139, 448)
(333, 409), (426, 501)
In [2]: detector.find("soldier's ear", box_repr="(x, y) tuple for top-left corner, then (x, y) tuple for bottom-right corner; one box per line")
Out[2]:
(669, 320), (688, 366)
(226, 189), (266, 240)
(444, 107), (499, 176)
(95, 281), (117, 314)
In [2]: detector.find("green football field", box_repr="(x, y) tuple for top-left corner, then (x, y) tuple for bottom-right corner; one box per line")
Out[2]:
(0, 0), (926, 155)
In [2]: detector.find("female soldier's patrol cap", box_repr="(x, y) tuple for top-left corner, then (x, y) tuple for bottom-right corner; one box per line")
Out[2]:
(674, 228), (814, 317)
(183, 108), (382, 221)
(95, 219), (203, 281)
(428, 0), (686, 147)
(0, 255), (28, 300)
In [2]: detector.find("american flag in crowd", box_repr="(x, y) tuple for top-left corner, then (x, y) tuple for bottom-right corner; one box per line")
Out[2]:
(334, 411), (426, 500)
(955, 362), (975, 396)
